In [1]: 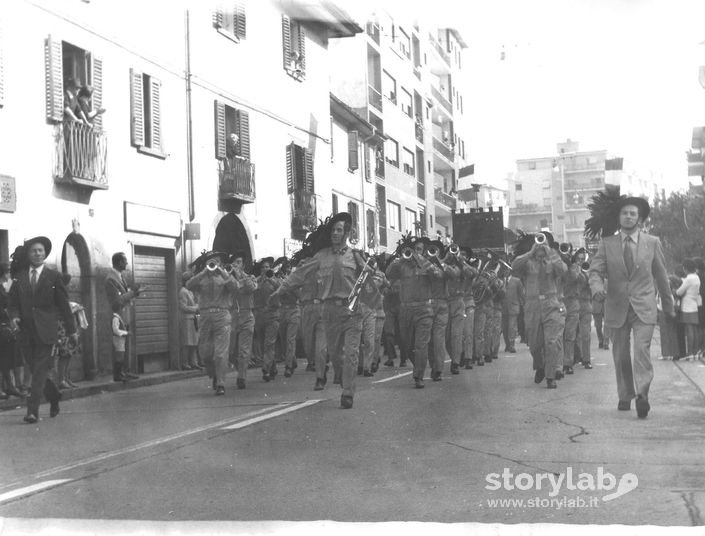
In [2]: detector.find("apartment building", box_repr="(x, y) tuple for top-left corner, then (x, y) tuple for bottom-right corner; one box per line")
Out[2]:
(328, 9), (470, 251)
(0, 0), (359, 379)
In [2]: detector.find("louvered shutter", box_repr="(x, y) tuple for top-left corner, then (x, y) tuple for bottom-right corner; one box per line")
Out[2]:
(0, 24), (5, 107)
(303, 148), (314, 192)
(348, 201), (359, 240)
(282, 15), (292, 71)
(286, 142), (295, 194)
(149, 76), (162, 150)
(347, 130), (359, 171)
(297, 23), (306, 76)
(237, 109), (250, 160)
(45, 35), (64, 122)
(91, 56), (103, 130)
(213, 8), (224, 29)
(214, 100), (226, 158)
(235, 2), (246, 40)
(130, 68), (144, 147)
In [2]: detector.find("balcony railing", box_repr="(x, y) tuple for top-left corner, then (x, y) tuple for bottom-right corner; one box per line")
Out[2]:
(432, 136), (455, 162)
(219, 157), (255, 203)
(368, 85), (383, 112)
(431, 85), (452, 115)
(429, 34), (450, 66)
(291, 189), (317, 234)
(510, 203), (553, 215)
(415, 120), (424, 143)
(53, 121), (108, 189)
(434, 187), (456, 210)
(417, 181), (425, 199)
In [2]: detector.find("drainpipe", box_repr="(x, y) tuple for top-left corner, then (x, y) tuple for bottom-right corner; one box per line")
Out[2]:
(184, 9), (195, 271)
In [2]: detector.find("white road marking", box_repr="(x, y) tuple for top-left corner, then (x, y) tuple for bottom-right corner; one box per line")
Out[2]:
(221, 399), (323, 429)
(0, 479), (73, 505)
(2, 404), (291, 489)
(372, 359), (452, 384)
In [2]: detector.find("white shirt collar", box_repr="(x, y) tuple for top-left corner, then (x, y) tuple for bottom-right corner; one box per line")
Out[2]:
(620, 229), (640, 242)
(29, 264), (45, 278)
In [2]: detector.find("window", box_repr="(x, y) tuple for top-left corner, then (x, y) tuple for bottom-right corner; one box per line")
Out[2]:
(387, 200), (401, 231)
(366, 208), (376, 248)
(130, 69), (164, 157)
(404, 208), (417, 233)
(528, 161), (536, 170)
(282, 15), (306, 81)
(402, 147), (415, 176)
(398, 27), (411, 59)
(332, 193), (338, 214)
(385, 137), (399, 167)
(214, 100), (250, 160)
(347, 130), (359, 171)
(213, 3), (246, 42)
(401, 87), (413, 117)
(515, 183), (522, 191)
(348, 201), (359, 241)
(376, 184), (387, 246)
(383, 70), (397, 103)
(540, 219), (549, 228)
(286, 142), (314, 193)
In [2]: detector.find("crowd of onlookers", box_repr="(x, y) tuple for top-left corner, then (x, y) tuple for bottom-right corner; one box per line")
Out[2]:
(658, 257), (705, 361)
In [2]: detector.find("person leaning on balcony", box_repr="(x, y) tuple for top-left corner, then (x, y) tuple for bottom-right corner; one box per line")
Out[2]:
(64, 78), (88, 124)
(77, 85), (106, 127)
(105, 252), (144, 381)
(186, 251), (240, 396)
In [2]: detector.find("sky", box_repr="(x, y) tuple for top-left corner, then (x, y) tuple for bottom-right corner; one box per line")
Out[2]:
(339, 0), (705, 192)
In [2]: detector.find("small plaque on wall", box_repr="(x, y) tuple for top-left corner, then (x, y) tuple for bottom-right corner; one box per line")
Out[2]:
(0, 175), (17, 213)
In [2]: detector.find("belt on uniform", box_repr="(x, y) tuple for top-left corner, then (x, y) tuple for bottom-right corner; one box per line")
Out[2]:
(529, 293), (557, 300)
(323, 298), (349, 306)
(401, 299), (432, 307)
(301, 299), (322, 306)
(200, 307), (229, 313)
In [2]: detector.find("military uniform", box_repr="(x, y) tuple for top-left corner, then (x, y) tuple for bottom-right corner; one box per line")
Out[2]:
(485, 285), (504, 361)
(279, 284), (301, 376)
(254, 274), (281, 380)
(229, 270), (257, 388)
(358, 269), (387, 375)
(382, 280), (402, 366)
(577, 271), (593, 366)
(562, 263), (582, 370)
(512, 248), (567, 387)
(461, 262), (479, 368)
(299, 260), (327, 378)
(502, 276), (524, 352)
(592, 284), (610, 349)
(428, 255), (459, 379)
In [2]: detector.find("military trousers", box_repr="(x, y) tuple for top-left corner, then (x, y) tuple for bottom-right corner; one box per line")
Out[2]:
(360, 303), (376, 371)
(502, 312), (518, 350)
(577, 305), (592, 364)
(563, 297), (580, 367)
(374, 311), (385, 366)
(322, 301), (362, 397)
(429, 300), (449, 375)
(230, 309), (254, 380)
(279, 305), (301, 369)
(524, 296), (565, 380)
(447, 296), (465, 365)
(486, 306), (502, 358)
(199, 309), (232, 389)
(462, 298), (475, 363)
(301, 302), (328, 380)
(399, 302), (433, 380)
(474, 301), (491, 360)
(255, 310), (280, 374)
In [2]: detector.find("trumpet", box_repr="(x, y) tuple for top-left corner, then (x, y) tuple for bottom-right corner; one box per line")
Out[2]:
(348, 257), (375, 312)
(401, 247), (414, 260)
(535, 233), (547, 245)
(559, 242), (572, 255)
(448, 244), (459, 256)
(206, 261), (219, 272)
(427, 245), (440, 258)
(223, 263), (234, 274)
(581, 261), (590, 272)
(265, 264), (282, 278)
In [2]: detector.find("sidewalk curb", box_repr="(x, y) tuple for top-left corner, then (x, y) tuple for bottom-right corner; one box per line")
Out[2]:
(0, 369), (206, 411)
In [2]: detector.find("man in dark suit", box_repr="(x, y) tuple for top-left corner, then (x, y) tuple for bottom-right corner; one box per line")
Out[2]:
(8, 236), (77, 423)
(589, 197), (674, 418)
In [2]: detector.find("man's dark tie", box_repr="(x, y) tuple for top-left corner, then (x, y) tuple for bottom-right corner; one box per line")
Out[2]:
(624, 236), (634, 275)
(30, 268), (37, 293)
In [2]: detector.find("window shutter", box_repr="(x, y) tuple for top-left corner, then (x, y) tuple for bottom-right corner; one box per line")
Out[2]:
(150, 76), (162, 150)
(297, 23), (306, 76)
(348, 201), (359, 240)
(303, 148), (314, 192)
(332, 193), (338, 214)
(44, 35), (64, 122)
(286, 142), (295, 194)
(347, 130), (359, 171)
(130, 68), (144, 147)
(214, 100), (226, 158)
(235, 2), (246, 40)
(91, 56), (103, 130)
(237, 109), (250, 160)
(0, 23), (4, 107)
(282, 15), (292, 71)
(213, 8), (224, 29)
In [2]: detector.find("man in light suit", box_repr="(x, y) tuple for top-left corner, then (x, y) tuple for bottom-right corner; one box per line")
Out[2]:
(589, 197), (674, 419)
(9, 236), (77, 423)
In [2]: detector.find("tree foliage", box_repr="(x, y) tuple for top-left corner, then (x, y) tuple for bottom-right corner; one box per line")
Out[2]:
(648, 189), (705, 269)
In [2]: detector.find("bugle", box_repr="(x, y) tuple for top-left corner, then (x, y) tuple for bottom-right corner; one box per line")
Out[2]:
(534, 233), (547, 245)
(348, 257), (375, 312)
(401, 247), (414, 260)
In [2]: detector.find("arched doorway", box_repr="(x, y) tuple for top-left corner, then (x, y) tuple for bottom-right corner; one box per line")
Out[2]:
(213, 213), (253, 270)
(61, 233), (97, 380)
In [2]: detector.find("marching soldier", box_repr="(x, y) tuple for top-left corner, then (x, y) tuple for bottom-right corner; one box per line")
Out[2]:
(444, 244), (469, 375)
(275, 257), (301, 378)
(511, 233), (567, 389)
(386, 235), (443, 389)
(270, 212), (369, 408)
(297, 256), (329, 389)
(228, 251), (257, 389)
(502, 272), (524, 353)
(473, 252), (495, 366)
(574, 248), (593, 369)
(561, 244), (582, 376)
(459, 247), (479, 369)
(253, 257), (282, 382)
(358, 255), (388, 376)
(382, 279), (403, 367)
(485, 277), (505, 362)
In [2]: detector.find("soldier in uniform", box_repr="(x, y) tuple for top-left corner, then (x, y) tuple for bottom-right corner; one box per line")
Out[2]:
(473, 252), (495, 366)
(358, 255), (388, 376)
(459, 247), (479, 369)
(253, 257), (282, 382)
(592, 278), (610, 350)
(561, 244), (582, 376)
(444, 244), (469, 375)
(502, 272), (524, 353)
(511, 233), (567, 389)
(275, 257), (301, 378)
(486, 275), (505, 362)
(228, 251), (257, 389)
(296, 255), (328, 388)
(271, 213), (369, 408)
(386, 235), (443, 388)
(382, 279), (402, 367)
(574, 248), (593, 369)
(186, 251), (240, 395)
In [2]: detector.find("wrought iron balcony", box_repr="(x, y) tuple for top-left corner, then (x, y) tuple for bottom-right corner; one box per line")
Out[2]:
(291, 189), (317, 233)
(53, 121), (108, 189)
(434, 187), (456, 210)
(432, 136), (455, 163)
(219, 156), (255, 203)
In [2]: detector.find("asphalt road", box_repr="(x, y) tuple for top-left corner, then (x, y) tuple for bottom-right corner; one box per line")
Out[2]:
(1, 337), (704, 528)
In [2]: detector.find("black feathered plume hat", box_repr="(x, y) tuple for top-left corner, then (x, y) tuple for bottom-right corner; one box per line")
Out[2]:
(585, 188), (651, 240)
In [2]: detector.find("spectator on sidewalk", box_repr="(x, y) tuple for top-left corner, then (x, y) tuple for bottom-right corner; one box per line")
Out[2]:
(111, 302), (129, 382)
(694, 257), (705, 356)
(657, 275), (680, 360)
(676, 258), (701, 360)
(179, 272), (201, 371)
(0, 263), (23, 399)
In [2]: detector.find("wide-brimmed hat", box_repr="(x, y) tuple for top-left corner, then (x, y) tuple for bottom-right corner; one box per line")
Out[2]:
(618, 196), (650, 220)
(24, 236), (52, 256)
(585, 189), (651, 239)
(258, 256), (274, 266)
(330, 212), (353, 227)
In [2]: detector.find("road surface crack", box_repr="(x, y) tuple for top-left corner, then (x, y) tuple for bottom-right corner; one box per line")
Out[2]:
(681, 492), (704, 526)
(445, 441), (559, 476)
(545, 414), (589, 443)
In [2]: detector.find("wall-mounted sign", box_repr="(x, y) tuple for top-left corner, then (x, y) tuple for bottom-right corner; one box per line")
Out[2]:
(0, 175), (17, 213)
(124, 201), (181, 238)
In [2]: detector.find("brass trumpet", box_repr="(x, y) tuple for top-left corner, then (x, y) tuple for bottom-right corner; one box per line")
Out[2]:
(206, 261), (219, 271)
(401, 247), (414, 260)
(448, 244), (459, 255)
(223, 264), (234, 274)
(559, 242), (572, 255)
(534, 233), (547, 245)
(427, 245), (440, 258)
